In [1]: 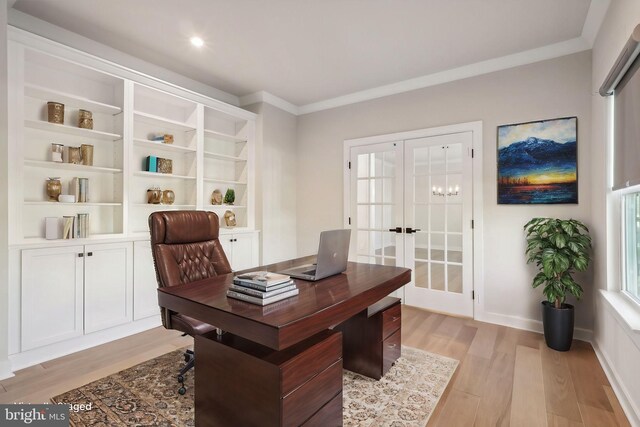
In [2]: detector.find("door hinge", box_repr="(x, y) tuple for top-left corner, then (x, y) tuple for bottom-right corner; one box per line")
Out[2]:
(348, 161), (351, 169)
(471, 149), (474, 158)
(471, 219), (474, 229)
(348, 217), (351, 225)
(472, 290), (475, 300)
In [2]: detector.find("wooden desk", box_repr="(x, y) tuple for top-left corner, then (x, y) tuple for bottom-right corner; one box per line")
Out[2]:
(158, 258), (411, 427)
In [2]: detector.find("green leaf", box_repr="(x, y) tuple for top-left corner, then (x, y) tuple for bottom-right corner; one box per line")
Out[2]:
(553, 233), (567, 249)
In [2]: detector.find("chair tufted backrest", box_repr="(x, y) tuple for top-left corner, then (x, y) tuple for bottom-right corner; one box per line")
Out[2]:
(149, 211), (232, 288)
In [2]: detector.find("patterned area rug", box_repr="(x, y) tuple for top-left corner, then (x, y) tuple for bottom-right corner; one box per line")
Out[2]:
(52, 346), (457, 426)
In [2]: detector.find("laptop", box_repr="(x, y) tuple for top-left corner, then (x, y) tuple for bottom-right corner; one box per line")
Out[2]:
(279, 229), (351, 281)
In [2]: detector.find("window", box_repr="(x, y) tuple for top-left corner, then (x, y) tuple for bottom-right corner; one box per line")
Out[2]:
(624, 192), (640, 302)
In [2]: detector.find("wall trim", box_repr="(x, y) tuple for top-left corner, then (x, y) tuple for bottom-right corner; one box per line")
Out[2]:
(9, 316), (161, 372)
(475, 310), (594, 342)
(592, 340), (640, 427)
(0, 359), (15, 381)
(239, 91), (300, 116)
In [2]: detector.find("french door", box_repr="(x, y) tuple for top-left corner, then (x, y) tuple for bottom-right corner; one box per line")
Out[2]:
(349, 132), (474, 317)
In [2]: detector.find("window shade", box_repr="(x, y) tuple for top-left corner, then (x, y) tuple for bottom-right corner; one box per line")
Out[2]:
(614, 56), (640, 190)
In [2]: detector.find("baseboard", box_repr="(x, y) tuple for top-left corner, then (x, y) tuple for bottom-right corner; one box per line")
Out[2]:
(474, 310), (593, 342)
(592, 340), (640, 427)
(9, 315), (162, 372)
(0, 358), (15, 381)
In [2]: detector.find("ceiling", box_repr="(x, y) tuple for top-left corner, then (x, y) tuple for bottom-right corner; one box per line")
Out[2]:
(12, 0), (594, 108)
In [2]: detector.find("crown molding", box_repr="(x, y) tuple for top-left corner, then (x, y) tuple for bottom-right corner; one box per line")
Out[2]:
(581, 0), (611, 46)
(239, 91), (300, 116)
(245, 1), (609, 116)
(298, 37), (590, 115)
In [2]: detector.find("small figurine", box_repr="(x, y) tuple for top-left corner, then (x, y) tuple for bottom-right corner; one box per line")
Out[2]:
(211, 189), (223, 205)
(224, 188), (235, 205)
(224, 210), (236, 227)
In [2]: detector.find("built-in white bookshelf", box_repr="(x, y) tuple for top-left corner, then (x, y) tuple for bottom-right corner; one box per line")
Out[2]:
(10, 45), (256, 245)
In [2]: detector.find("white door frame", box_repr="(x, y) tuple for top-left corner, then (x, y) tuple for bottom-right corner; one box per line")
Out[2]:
(343, 121), (484, 319)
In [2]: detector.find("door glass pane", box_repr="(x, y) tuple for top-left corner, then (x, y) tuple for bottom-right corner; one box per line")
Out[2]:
(430, 175), (447, 204)
(447, 174), (462, 202)
(372, 152), (384, 177)
(384, 258), (396, 266)
(431, 263), (445, 290)
(447, 143), (463, 173)
(371, 231), (383, 257)
(431, 205), (445, 232)
(383, 232), (396, 258)
(384, 151), (395, 177)
(415, 261), (429, 288)
(357, 255), (371, 264)
(415, 232), (428, 260)
(357, 180), (369, 203)
(448, 234), (462, 263)
(357, 205), (370, 229)
(372, 178), (383, 203)
(430, 145), (446, 174)
(415, 205), (429, 231)
(357, 231), (370, 255)
(447, 205), (462, 233)
(431, 233), (445, 261)
(383, 205), (393, 229)
(374, 256), (384, 265)
(357, 154), (369, 178)
(414, 147), (429, 174)
(415, 175), (429, 203)
(383, 178), (394, 203)
(371, 205), (383, 229)
(448, 264), (463, 293)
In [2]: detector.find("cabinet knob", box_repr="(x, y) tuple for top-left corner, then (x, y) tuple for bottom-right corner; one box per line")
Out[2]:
(87, 252), (93, 257)
(78, 253), (84, 258)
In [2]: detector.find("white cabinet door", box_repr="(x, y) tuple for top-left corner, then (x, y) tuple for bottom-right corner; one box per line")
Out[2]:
(219, 234), (234, 267)
(84, 242), (133, 334)
(232, 233), (258, 271)
(133, 240), (160, 320)
(22, 246), (84, 351)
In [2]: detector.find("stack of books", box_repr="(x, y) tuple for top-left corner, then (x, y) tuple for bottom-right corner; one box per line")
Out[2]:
(227, 271), (298, 306)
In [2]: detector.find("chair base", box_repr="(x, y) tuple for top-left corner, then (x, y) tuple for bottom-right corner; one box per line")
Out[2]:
(177, 349), (194, 395)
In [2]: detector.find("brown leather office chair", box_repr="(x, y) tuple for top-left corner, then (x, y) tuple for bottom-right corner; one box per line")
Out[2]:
(149, 211), (232, 394)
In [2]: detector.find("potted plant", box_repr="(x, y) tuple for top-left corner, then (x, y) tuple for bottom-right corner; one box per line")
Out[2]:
(524, 218), (592, 351)
(224, 188), (235, 205)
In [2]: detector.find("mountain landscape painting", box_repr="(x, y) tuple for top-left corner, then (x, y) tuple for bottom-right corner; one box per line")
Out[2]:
(498, 117), (577, 204)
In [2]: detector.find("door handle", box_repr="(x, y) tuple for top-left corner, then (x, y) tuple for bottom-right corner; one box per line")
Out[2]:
(405, 227), (421, 234)
(388, 227), (402, 233)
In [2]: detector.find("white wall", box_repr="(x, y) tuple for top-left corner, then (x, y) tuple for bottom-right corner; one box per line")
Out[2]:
(296, 51), (594, 331)
(0, 0), (12, 380)
(245, 102), (298, 264)
(591, 0), (640, 424)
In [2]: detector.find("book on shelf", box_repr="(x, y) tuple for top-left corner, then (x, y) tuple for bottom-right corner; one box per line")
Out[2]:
(229, 282), (297, 299)
(77, 213), (89, 238)
(234, 271), (291, 287)
(226, 288), (299, 306)
(62, 215), (75, 239)
(231, 278), (294, 292)
(70, 177), (89, 202)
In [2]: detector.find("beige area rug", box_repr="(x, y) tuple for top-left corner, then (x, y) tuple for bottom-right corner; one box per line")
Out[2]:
(52, 346), (458, 427)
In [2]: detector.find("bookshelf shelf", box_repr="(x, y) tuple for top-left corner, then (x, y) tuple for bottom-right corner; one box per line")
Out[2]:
(133, 138), (196, 154)
(203, 177), (247, 185)
(133, 171), (196, 180)
(24, 159), (123, 174)
(203, 151), (246, 162)
(24, 119), (122, 141)
(24, 83), (122, 115)
(204, 128), (247, 143)
(24, 201), (122, 206)
(134, 111), (196, 132)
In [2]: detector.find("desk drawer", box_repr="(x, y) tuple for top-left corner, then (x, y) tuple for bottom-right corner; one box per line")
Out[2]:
(382, 303), (401, 340)
(382, 329), (401, 376)
(302, 391), (342, 427)
(282, 359), (343, 427)
(281, 331), (342, 396)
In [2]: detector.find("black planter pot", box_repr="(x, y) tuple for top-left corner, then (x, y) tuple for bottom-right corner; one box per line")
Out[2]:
(542, 301), (574, 351)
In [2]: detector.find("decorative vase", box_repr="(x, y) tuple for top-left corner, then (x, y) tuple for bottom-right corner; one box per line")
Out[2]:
(224, 210), (236, 227)
(46, 178), (62, 201)
(47, 102), (64, 124)
(147, 188), (162, 204)
(51, 143), (64, 162)
(162, 189), (175, 205)
(211, 189), (222, 205)
(68, 146), (82, 164)
(78, 109), (93, 129)
(81, 144), (94, 166)
(541, 301), (574, 351)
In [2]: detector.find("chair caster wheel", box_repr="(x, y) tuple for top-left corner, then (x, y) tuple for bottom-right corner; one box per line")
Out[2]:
(177, 375), (184, 383)
(178, 387), (186, 395)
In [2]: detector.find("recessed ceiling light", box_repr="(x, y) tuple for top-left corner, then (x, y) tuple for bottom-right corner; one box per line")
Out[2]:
(190, 36), (204, 48)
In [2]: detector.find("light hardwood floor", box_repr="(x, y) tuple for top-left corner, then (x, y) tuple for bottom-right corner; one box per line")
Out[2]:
(0, 307), (631, 427)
